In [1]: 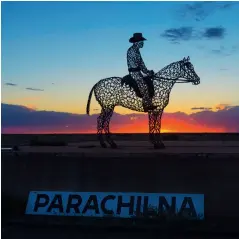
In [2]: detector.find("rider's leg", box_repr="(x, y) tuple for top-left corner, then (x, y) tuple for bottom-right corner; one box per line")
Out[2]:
(131, 72), (156, 111)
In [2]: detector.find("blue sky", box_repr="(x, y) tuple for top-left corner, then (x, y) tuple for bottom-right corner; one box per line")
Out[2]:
(2, 1), (239, 115)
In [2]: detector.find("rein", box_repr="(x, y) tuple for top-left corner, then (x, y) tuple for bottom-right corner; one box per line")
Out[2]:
(153, 75), (193, 83)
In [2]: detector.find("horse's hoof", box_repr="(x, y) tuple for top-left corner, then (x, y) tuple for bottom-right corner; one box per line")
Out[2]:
(100, 142), (107, 148)
(154, 143), (165, 149)
(110, 142), (118, 149)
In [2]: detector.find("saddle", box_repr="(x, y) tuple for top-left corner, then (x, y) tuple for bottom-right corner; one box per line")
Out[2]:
(121, 74), (155, 98)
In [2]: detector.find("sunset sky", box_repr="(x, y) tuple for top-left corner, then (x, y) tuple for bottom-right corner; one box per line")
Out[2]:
(1, 1), (239, 133)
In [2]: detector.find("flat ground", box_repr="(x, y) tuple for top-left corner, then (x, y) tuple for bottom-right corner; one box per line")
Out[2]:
(7, 140), (239, 156)
(2, 133), (239, 146)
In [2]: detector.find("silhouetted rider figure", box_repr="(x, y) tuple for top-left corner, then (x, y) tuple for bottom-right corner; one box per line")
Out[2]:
(127, 33), (156, 111)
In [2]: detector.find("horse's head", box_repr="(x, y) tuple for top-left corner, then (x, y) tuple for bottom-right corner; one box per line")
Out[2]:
(179, 56), (200, 85)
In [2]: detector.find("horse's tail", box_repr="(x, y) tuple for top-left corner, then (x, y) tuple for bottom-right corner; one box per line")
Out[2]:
(86, 84), (96, 115)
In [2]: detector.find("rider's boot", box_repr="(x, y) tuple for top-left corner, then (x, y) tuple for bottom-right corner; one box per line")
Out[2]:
(143, 105), (157, 112)
(143, 100), (157, 112)
(147, 105), (157, 111)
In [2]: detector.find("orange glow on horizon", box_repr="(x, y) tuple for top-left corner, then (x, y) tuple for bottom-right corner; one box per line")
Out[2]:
(2, 103), (232, 134)
(3, 120), (226, 134)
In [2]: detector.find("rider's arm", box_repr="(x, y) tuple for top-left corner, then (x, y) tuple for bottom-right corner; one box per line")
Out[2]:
(137, 51), (149, 74)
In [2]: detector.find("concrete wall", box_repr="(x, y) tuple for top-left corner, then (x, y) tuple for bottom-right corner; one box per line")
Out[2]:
(2, 152), (239, 227)
(2, 133), (239, 146)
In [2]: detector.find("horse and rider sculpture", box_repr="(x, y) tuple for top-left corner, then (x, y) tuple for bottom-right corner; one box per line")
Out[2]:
(86, 33), (201, 149)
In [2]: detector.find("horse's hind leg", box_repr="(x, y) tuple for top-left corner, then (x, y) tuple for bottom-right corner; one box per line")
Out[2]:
(103, 108), (117, 148)
(97, 110), (107, 148)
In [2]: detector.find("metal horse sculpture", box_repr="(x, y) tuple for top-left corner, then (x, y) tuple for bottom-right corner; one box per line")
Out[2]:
(86, 56), (200, 149)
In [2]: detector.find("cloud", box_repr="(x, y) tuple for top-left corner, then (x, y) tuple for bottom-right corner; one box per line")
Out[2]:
(177, 2), (218, 21)
(130, 116), (139, 121)
(210, 45), (239, 57)
(215, 104), (234, 111)
(161, 26), (227, 44)
(211, 46), (228, 56)
(25, 87), (44, 91)
(192, 104), (235, 111)
(1, 103), (239, 133)
(203, 27), (225, 39)
(191, 107), (212, 111)
(221, 2), (239, 9)
(5, 83), (17, 86)
(191, 106), (239, 131)
(160, 27), (194, 43)
(176, 2), (239, 21)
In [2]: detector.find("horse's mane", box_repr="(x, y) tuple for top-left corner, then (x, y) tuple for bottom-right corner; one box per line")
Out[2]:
(157, 59), (182, 75)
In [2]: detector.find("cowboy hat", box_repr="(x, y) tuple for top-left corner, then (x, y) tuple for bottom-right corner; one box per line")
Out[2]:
(129, 33), (147, 43)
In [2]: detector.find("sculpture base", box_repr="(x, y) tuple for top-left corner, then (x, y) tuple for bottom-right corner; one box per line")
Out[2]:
(2, 140), (239, 233)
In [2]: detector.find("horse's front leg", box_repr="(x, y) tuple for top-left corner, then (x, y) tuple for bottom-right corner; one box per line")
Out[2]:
(148, 110), (165, 149)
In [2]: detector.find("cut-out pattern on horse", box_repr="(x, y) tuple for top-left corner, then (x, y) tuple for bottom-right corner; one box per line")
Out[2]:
(86, 56), (200, 149)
